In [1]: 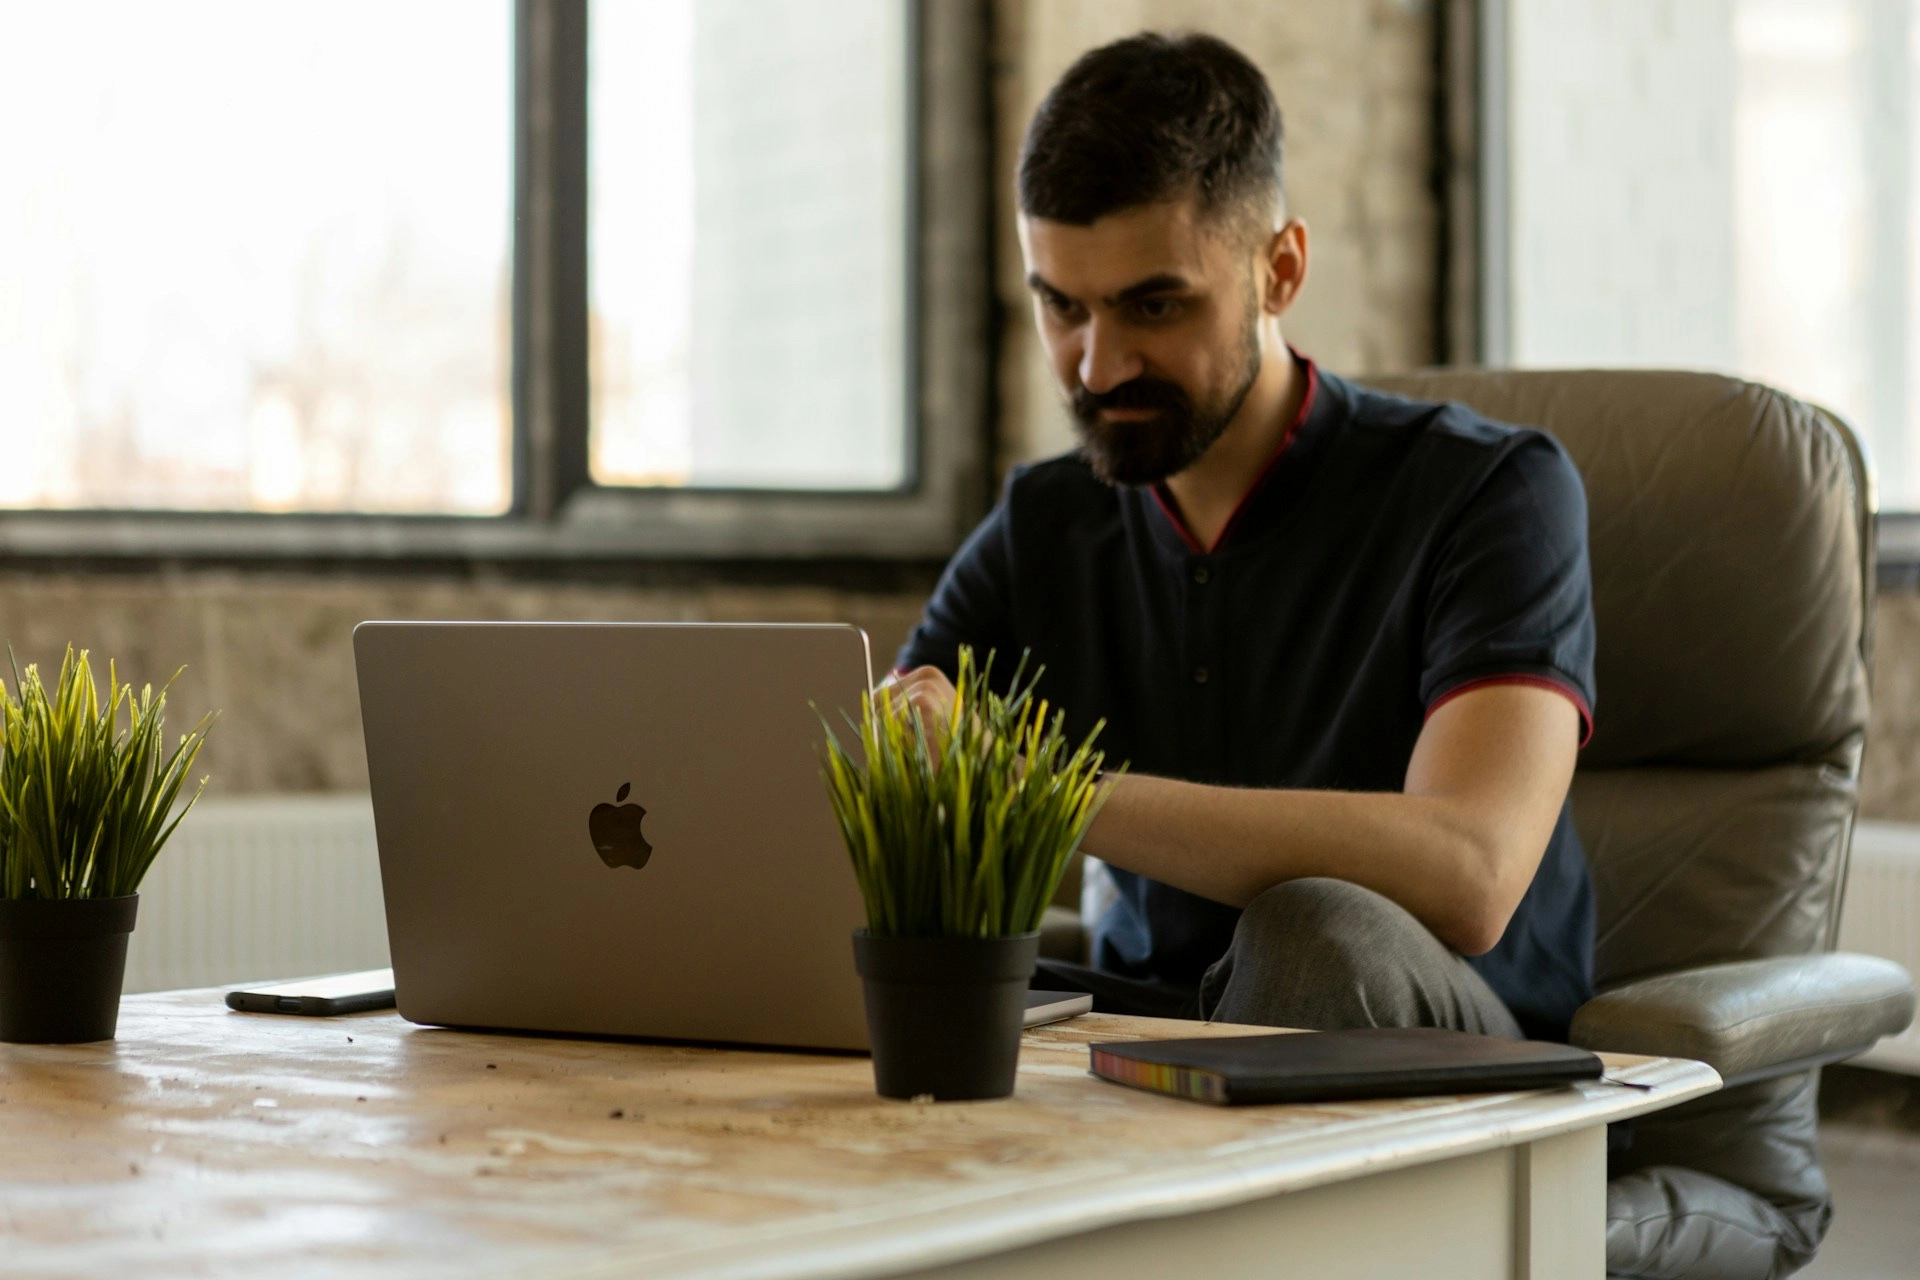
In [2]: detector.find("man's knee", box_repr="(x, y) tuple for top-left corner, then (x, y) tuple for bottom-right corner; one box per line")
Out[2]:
(1208, 878), (1460, 1030)
(1211, 877), (1519, 1035)
(1234, 877), (1428, 974)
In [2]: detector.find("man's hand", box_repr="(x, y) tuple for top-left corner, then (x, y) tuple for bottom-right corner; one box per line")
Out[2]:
(876, 665), (958, 757)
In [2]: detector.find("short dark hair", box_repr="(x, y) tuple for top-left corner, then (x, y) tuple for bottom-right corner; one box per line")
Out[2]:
(1018, 32), (1284, 237)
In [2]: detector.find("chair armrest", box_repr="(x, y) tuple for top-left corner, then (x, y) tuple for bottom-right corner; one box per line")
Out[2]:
(1569, 953), (1915, 1085)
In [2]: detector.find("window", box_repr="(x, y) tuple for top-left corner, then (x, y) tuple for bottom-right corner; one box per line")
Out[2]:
(0, 1), (512, 514)
(0, 0), (988, 560)
(1482, 0), (1920, 527)
(589, 0), (911, 491)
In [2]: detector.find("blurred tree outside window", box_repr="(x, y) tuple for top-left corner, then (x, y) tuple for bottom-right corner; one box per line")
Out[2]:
(0, 0), (514, 515)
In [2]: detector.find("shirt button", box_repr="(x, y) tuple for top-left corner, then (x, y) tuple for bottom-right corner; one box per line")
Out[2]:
(1192, 565), (1211, 585)
(1192, 665), (1210, 685)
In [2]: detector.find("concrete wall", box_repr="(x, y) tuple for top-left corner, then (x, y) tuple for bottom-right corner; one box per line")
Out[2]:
(0, 573), (930, 793)
(0, 0), (1445, 799)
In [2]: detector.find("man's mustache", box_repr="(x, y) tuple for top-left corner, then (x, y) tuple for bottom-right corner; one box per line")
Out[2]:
(1071, 377), (1192, 424)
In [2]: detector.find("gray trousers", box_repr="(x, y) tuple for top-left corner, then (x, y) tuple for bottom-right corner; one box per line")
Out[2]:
(1037, 876), (1523, 1038)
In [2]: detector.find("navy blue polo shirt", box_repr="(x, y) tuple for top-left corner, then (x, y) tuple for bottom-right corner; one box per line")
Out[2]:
(897, 359), (1597, 1041)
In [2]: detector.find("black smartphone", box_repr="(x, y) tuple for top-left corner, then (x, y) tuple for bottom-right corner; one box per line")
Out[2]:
(225, 968), (396, 1016)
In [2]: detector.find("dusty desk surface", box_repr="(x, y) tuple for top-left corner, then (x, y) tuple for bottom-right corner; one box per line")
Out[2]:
(0, 989), (1717, 1280)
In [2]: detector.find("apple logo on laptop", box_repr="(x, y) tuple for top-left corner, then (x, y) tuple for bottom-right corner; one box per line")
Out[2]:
(589, 782), (653, 870)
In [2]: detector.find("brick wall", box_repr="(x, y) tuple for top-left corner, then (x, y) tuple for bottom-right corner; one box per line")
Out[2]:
(1864, 595), (1920, 821)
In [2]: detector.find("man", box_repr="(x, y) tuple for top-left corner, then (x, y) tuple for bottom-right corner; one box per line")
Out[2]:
(891, 32), (1595, 1042)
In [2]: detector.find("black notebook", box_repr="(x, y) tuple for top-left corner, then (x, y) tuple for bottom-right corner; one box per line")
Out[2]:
(1090, 1027), (1604, 1105)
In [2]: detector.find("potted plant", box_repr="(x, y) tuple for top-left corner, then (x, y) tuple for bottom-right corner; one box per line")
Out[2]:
(818, 647), (1113, 1100)
(0, 647), (216, 1043)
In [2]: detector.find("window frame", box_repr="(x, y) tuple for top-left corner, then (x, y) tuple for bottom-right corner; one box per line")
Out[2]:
(0, 0), (992, 564)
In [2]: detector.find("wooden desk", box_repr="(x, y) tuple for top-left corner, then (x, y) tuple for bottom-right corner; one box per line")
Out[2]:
(0, 990), (1716, 1280)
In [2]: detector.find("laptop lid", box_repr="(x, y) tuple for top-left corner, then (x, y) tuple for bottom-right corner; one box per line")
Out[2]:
(354, 621), (874, 1051)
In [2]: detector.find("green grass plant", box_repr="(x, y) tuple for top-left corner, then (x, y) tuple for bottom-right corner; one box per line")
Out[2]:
(0, 646), (216, 901)
(817, 646), (1116, 938)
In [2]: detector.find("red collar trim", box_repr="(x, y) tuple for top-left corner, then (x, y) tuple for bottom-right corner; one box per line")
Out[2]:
(1148, 488), (1208, 555)
(1152, 355), (1320, 556)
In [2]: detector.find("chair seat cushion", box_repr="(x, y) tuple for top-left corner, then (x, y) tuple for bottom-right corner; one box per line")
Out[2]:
(1570, 953), (1915, 1083)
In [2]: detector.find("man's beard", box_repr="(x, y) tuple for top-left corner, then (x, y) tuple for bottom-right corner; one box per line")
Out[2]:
(1071, 312), (1263, 488)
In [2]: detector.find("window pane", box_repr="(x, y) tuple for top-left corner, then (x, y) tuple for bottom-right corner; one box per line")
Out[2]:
(1732, 0), (1895, 496)
(0, 1), (512, 514)
(589, 0), (910, 491)
(1503, 0), (1920, 510)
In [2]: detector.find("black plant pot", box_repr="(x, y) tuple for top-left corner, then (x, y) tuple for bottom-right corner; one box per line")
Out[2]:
(852, 929), (1041, 1101)
(0, 895), (138, 1044)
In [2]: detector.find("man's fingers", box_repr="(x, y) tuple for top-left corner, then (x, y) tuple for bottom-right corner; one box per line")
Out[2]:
(865, 670), (958, 767)
(873, 685), (935, 713)
(876, 680), (932, 706)
(878, 670), (947, 703)
(873, 679), (952, 725)
(873, 668), (958, 724)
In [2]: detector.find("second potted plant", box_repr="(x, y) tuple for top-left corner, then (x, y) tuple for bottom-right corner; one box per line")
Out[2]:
(819, 647), (1113, 1101)
(0, 647), (215, 1043)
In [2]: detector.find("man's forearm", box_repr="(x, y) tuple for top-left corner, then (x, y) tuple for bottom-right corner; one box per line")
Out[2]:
(1082, 775), (1532, 957)
(1079, 684), (1578, 956)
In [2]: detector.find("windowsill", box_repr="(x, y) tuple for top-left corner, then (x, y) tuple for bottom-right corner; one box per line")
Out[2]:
(0, 520), (949, 593)
(0, 479), (975, 567)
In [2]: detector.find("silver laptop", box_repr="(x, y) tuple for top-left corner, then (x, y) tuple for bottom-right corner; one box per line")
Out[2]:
(354, 621), (878, 1050)
(354, 621), (1091, 1053)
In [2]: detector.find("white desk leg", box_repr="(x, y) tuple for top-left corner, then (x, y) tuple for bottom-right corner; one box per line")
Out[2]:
(1515, 1126), (1606, 1280)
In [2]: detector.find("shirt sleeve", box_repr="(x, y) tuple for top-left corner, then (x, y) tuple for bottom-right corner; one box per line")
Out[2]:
(1419, 434), (1597, 745)
(894, 480), (1021, 681)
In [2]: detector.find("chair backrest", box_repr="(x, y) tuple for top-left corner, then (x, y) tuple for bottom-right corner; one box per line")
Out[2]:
(1366, 370), (1873, 987)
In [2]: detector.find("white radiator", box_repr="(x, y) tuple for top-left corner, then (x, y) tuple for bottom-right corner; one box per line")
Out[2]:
(121, 793), (388, 994)
(1839, 821), (1920, 1074)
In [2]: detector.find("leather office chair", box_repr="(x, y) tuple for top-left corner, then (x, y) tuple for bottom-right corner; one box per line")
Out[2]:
(1365, 368), (1916, 1280)
(1038, 368), (1919, 1279)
